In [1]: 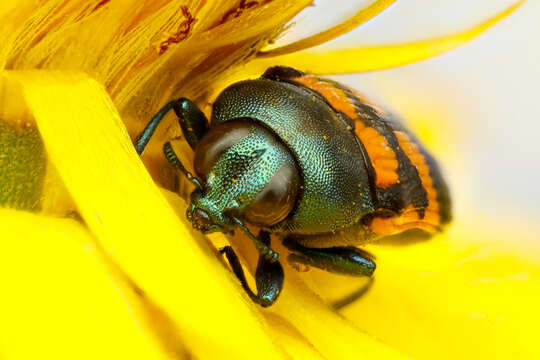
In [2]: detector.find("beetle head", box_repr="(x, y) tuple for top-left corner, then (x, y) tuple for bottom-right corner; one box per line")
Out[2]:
(182, 119), (300, 235)
(186, 188), (235, 234)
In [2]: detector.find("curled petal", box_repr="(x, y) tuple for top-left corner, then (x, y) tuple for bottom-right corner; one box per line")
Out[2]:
(257, 0), (396, 58)
(245, 0), (525, 74)
(2, 70), (286, 360)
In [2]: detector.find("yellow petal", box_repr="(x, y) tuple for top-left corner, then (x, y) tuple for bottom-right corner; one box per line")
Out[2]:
(257, 0), (396, 57)
(0, 0), (318, 188)
(0, 0), (313, 121)
(276, 268), (408, 360)
(244, 1), (524, 74)
(225, 232), (408, 360)
(2, 70), (286, 360)
(304, 221), (540, 359)
(262, 312), (326, 360)
(0, 208), (172, 359)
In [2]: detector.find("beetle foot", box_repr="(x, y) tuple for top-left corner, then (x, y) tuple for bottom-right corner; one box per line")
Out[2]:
(220, 245), (284, 307)
(257, 244), (279, 262)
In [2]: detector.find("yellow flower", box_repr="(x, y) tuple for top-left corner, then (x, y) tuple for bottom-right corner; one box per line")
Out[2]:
(0, 1), (536, 359)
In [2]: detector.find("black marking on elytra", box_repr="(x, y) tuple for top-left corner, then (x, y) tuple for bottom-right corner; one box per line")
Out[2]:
(352, 132), (379, 210)
(407, 131), (452, 224)
(331, 83), (429, 217)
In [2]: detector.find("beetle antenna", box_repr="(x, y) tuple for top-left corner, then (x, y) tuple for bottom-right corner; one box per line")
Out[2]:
(232, 217), (279, 262)
(163, 141), (203, 190)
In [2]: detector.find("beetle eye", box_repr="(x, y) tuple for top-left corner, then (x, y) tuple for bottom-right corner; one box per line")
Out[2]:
(243, 161), (300, 227)
(193, 119), (252, 178)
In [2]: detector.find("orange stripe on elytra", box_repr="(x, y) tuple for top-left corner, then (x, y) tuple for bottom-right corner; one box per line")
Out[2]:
(294, 75), (358, 121)
(369, 204), (440, 235)
(369, 131), (441, 236)
(293, 75), (399, 188)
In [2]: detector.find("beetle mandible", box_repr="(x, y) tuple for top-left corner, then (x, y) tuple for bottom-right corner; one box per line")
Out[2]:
(135, 66), (451, 307)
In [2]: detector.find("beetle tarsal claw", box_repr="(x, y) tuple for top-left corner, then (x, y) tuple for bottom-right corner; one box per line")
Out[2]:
(255, 242), (279, 262)
(263, 249), (280, 262)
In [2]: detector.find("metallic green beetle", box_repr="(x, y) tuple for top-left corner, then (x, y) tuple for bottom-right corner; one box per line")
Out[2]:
(135, 66), (451, 307)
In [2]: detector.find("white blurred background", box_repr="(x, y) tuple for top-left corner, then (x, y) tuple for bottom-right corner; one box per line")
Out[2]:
(275, 0), (540, 228)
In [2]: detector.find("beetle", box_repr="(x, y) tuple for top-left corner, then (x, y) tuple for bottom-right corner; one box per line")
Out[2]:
(134, 66), (451, 307)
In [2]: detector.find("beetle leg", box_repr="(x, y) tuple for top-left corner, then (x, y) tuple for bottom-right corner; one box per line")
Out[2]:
(172, 98), (210, 149)
(134, 98), (209, 155)
(283, 238), (376, 277)
(135, 100), (176, 155)
(220, 231), (284, 307)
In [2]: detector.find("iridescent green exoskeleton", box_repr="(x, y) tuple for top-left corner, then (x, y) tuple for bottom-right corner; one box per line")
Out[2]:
(135, 66), (450, 307)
